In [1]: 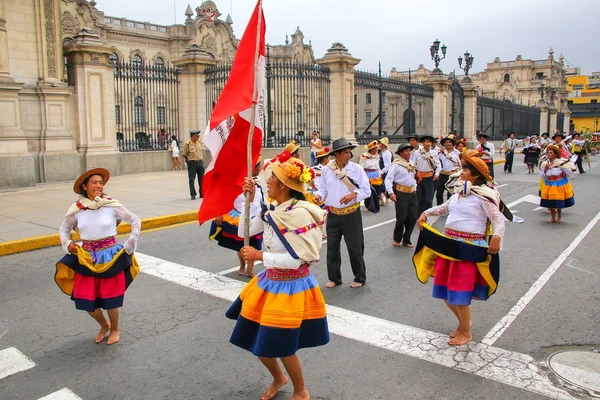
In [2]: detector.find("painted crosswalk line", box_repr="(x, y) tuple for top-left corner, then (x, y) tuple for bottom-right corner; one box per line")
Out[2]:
(136, 252), (574, 400)
(37, 388), (83, 400)
(0, 347), (36, 380)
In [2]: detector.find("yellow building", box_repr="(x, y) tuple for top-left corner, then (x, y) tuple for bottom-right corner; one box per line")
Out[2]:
(567, 73), (600, 133)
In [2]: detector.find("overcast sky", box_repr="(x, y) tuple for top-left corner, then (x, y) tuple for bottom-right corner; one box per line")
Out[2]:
(96, 0), (599, 75)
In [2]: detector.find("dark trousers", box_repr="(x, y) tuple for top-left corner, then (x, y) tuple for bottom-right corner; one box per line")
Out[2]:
(435, 173), (451, 205)
(326, 210), (366, 284)
(504, 151), (514, 172)
(417, 176), (435, 215)
(575, 151), (585, 173)
(187, 160), (204, 197)
(393, 190), (418, 244)
(486, 161), (495, 179)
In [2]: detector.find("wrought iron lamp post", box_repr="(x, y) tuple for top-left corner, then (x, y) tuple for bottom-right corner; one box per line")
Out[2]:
(457, 51), (474, 82)
(430, 39), (447, 74)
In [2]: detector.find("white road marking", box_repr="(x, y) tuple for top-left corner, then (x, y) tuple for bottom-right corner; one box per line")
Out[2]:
(37, 388), (83, 400)
(136, 252), (573, 399)
(0, 347), (36, 380)
(217, 261), (263, 276)
(506, 194), (540, 209)
(496, 184), (509, 188)
(483, 211), (600, 346)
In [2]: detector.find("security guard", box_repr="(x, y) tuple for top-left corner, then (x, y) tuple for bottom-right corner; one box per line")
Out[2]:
(182, 130), (204, 199)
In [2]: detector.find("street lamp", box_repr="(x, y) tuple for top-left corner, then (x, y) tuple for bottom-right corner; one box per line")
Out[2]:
(458, 51), (474, 82)
(430, 38), (447, 74)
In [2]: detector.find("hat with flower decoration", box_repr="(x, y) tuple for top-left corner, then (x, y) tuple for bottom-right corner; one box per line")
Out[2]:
(271, 153), (315, 193)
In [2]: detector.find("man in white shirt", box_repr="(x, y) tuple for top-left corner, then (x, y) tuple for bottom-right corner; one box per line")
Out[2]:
(501, 131), (522, 173)
(378, 137), (393, 206)
(436, 136), (461, 205)
(571, 132), (587, 174)
(476, 133), (495, 179)
(407, 134), (420, 164)
(314, 138), (370, 288)
(413, 135), (441, 215)
(385, 143), (418, 248)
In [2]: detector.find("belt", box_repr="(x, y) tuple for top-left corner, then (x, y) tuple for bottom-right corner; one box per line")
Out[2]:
(440, 170), (457, 175)
(445, 228), (484, 241)
(188, 159), (203, 163)
(394, 184), (415, 193)
(417, 171), (433, 183)
(364, 168), (378, 172)
(546, 174), (565, 182)
(329, 202), (360, 215)
(82, 236), (117, 251)
(266, 264), (310, 281)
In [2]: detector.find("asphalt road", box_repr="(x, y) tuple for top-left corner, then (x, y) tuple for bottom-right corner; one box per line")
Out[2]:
(1, 160), (599, 400)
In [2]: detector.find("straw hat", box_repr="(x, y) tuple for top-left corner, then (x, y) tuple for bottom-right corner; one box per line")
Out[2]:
(271, 155), (313, 193)
(316, 147), (330, 158)
(461, 150), (491, 182)
(283, 140), (300, 155)
(73, 168), (110, 194)
(546, 144), (561, 156)
(379, 137), (390, 147)
(365, 140), (378, 151)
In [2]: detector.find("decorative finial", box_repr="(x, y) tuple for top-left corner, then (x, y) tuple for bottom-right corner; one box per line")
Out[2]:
(225, 14), (233, 24)
(285, 35), (289, 45)
(185, 4), (194, 18)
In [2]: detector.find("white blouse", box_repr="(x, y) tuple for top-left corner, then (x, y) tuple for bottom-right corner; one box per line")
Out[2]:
(540, 164), (573, 180)
(59, 206), (141, 255)
(424, 194), (506, 246)
(233, 184), (263, 217)
(238, 208), (303, 270)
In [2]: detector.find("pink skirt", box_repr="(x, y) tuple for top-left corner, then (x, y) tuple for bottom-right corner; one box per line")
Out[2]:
(72, 271), (126, 311)
(432, 257), (490, 305)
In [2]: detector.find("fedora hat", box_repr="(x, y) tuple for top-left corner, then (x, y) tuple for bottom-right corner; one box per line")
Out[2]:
(441, 135), (455, 144)
(552, 131), (565, 140)
(378, 137), (390, 147)
(477, 133), (490, 139)
(419, 135), (435, 143)
(73, 168), (110, 195)
(395, 143), (413, 155)
(406, 134), (420, 141)
(330, 138), (356, 153)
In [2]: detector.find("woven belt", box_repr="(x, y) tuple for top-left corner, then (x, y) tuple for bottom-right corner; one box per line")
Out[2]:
(394, 184), (415, 193)
(266, 264), (310, 281)
(364, 168), (378, 172)
(445, 228), (484, 241)
(546, 174), (565, 182)
(440, 170), (457, 175)
(329, 202), (360, 215)
(82, 236), (117, 251)
(417, 171), (433, 183)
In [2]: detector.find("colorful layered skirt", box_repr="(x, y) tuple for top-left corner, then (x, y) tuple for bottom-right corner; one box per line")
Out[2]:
(304, 189), (327, 209)
(209, 209), (263, 252)
(225, 265), (329, 358)
(55, 237), (139, 312)
(540, 174), (575, 209)
(365, 170), (384, 190)
(413, 224), (500, 306)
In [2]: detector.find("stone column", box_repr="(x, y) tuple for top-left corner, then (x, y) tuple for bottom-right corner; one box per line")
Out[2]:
(548, 107), (558, 133)
(538, 103), (549, 135)
(64, 28), (118, 173)
(0, 0), (35, 188)
(316, 43), (360, 141)
(423, 73), (452, 138)
(461, 81), (479, 146)
(562, 109), (571, 134)
(172, 44), (217, 138)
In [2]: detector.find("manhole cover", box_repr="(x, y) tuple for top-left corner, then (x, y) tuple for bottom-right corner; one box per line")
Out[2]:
(547, 350), (600, 392)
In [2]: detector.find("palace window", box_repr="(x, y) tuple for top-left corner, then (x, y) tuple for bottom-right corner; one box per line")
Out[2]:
(382, 93), (386, 104)
(382, 111), (387, 125)
(134, 96), (144, 127)
(504, 73), (510, 83)
(354, 94), (357, 105)
(535, 72), (545, 80)
(157, 106), (165, 124)
(354, 112), (357, 126)
(366, 111), (372, 125)
(366, 93), (372, 104)
(155, 57), (165, 79)
(132, 55), (143, 77)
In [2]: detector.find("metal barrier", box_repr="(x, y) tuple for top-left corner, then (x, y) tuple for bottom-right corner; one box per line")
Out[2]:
(477, 96), (540, 139)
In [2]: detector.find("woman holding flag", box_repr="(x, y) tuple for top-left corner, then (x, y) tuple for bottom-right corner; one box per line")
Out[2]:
(226, 156), (328, 400)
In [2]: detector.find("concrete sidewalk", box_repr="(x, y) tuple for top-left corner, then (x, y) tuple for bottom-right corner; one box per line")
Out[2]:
(0, 170), (201, 248)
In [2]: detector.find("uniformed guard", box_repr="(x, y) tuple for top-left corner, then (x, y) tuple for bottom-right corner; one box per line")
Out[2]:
(182, 130), (204, 200)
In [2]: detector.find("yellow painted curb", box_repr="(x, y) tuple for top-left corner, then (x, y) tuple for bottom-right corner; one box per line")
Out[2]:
(0, 210), (198, 257)
(493, 159), (505, 165)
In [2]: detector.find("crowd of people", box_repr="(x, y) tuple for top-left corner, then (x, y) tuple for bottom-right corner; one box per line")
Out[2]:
(53, 128), (589, 400)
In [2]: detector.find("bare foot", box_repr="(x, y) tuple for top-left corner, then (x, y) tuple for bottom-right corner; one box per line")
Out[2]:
(349, 282), (363, 288)
(556, 217), (562, 223)
(325, 281), (339, 288)
(322, 234), (327, 239)
(290, 389), (310, 400)
(237, 268), (245, 276)
(392, 240), (401, 247)
(245, 273), (255, 278)
(95, 322), (111, 344)
(548, 219), (556, 223)
(106, 329), (120, 345)
(450, 321), (472, 338)
(448, 331), (472, 346)
(261, 375), (288, 400)
(363, 208), (369, 212)
(402, 242), (414, 248)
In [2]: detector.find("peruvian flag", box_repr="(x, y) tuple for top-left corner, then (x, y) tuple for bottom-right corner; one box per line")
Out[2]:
(198, 1), (266, 224)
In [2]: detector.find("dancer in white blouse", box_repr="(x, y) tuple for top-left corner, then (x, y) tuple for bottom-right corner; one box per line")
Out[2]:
(414, 151), (505, 346)
(56, 168), (141, 345)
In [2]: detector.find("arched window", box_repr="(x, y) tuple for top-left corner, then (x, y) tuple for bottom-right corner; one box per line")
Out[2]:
(134, 96), (144, 127)
(504, 73), (510, 83)
(155, 57), (165, 79)
(132, 54), (143, 77)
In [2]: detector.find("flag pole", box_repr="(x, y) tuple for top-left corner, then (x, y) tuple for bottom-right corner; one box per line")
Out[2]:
(244, 0), (263, 247)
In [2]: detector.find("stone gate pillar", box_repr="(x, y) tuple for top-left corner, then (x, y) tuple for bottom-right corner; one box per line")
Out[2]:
(548, 107), (558, 133)
(562, 109), (571, 134)
(0, 0), (35, 188)
(423, 73), (451, 138)
(539, 103), (549, 135)
(172, 44), (217, 139)
(64, 28), (118, 173)
(316, 43), (360, 141)
(461, 81), (478, 145)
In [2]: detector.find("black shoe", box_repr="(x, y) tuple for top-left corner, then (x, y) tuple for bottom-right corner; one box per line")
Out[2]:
(191, 195), (196, 200)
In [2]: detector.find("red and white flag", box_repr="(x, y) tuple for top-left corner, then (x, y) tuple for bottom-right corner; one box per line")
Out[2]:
(198, 1), (265, 224)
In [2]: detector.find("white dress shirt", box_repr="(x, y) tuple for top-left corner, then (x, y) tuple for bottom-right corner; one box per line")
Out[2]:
(316, 161), (371, 209)
(413, 149), (442, 176)
(439, 149), (461, 172)
(477, 142), (495, 162)
(385, 162), (417, 193)
(381, 149), (393, 173)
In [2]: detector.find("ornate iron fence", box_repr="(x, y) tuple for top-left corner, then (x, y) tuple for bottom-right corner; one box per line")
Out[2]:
(449, 76), (465, 136)
(354, 67), (433, 141)
(477, 96), (540, 140)
(205, 58), (331, 148)
(113, 62), (179, 152)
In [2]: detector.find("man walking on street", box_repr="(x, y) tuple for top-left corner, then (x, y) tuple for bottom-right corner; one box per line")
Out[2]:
(477, 133), (495, 179)
(437, 135), (461, 205)
(502, 132), (521, 173)
(385, 143), (418, 248)
(413, 135), (441, 215)
(314, 138), (370, 289)
(182, 130), (204, 200)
